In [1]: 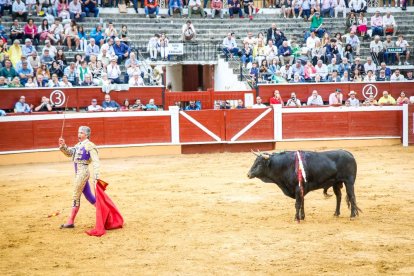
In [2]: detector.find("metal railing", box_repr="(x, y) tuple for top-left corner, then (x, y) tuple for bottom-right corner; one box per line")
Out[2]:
(130, 41), (222, 62)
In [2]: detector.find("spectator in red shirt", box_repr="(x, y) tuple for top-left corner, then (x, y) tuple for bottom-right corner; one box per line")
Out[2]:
(269, 90), (284, 105)
(211, 0), (223, 19)
(145, 0), (160, 18)
(24, 18), (38, 45)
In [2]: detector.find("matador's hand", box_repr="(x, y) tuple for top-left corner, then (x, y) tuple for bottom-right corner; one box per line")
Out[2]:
(59, 138), (65, 147)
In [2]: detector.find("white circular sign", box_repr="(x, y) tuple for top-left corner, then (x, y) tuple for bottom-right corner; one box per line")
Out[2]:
(50, 90), (66, 107)
(362, 84), (378, 99)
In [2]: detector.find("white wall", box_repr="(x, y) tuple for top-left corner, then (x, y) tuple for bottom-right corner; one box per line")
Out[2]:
(214, 58), (250, 91)
(165, 65), (183, 91)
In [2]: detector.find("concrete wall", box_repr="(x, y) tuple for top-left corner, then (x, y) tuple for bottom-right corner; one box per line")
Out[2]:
(166, 64), (183, 92)
(214, 58), (250, 91)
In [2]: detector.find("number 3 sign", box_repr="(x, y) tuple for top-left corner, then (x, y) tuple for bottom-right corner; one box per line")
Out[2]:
(50, 90), (66, 107)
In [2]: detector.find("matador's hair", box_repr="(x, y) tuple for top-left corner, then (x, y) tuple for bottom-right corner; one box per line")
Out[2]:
(78, 126), (91, 138)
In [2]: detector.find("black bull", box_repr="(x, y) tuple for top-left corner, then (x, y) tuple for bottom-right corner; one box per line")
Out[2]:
(247, 150), (361, 221)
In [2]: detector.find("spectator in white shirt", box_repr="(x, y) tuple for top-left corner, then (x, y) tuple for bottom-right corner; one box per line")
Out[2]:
(182, 20), (196, 41)
(42, 39), (57, 58)
(69, 0), (85, 22)
(252, 96), (267, 108)
(364, 56), (376, 75)
(383, 11), (396, 36)
(306, 31), (320, 53)
(280, 64), (293, 80)
(128, 72), (145, 86)
(363, 70), (376, 82)
(390, 69), (405, 81)
(12, 0), (27, 21)
(315, 59), (328, 80)
(222, 32), (239, 61)
(334, 0), (346, 18)
(85, 38), (100, 62)
(370, 35), (384, 65)
(307, 90), (324, 106)
(106, 56), (122, 83)
(286, 92), (301, 107)
(87, 99), (103, 112)
(396, 35), (410, 66)
(370, 10), (383, 37)
(265, 40), (278, 64)
(349, 0), (366, 13)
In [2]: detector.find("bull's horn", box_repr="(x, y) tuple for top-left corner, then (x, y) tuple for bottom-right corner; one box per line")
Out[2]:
(251, 149), (261, 157)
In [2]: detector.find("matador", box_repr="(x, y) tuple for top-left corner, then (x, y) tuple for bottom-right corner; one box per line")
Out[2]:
(58, 126), (100, 229)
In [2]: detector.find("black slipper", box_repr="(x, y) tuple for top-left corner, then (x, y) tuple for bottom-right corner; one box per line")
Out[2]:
(60, 224), (75, 229)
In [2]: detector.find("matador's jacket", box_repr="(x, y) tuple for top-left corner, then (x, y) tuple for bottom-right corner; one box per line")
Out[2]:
(60, 139), (100, 207)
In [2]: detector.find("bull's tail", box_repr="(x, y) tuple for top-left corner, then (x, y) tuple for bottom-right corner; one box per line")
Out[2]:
(346, 195), (363, 216)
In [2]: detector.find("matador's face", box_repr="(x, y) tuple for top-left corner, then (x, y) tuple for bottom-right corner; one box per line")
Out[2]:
(78, 131), (87, 142)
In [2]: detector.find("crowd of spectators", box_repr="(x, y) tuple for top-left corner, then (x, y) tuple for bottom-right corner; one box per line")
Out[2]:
(220, 8), (412, 86)
(0, 0), (174, 88)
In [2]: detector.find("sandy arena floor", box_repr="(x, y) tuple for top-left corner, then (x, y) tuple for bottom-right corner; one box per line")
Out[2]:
(0, 145), (413, 275)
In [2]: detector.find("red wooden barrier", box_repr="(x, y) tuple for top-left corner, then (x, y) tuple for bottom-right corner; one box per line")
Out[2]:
(0, 112), (171, 151)
(0, 107), (408, 153)
(165, 91), (212, 110)
(282, 109), (402, 139)
(165, 90), (255, 109)
(259, 82), (414, 104)
(179, 110), (225, 143)
(0, 87), (164, 110)
(212, 91), (256, 105)
(225, 109), (274, 142)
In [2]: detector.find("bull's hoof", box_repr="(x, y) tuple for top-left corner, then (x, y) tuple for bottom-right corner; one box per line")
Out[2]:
(324, 192), (333, 198)
(334, 212), (340, 217)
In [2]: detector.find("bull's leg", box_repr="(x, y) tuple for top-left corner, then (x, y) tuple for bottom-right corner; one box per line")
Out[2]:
(344, 182), (361, 218)
(333, 184), (342, 216)
(300, 200), (305, 220)
(294, 186), (303, 222)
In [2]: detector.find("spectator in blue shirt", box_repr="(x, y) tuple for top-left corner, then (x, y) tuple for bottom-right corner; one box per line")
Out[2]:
(249, 61), (259, 84)
(22, 38), (35, 56)
(82, 0), (99, 17)
(185, 101), (201, 110)
(169, 0), (183, 17)
(338, 57), (351, 77)
(278, 40), (294, 66)
(90, 24), (105, 46)
(85, 38), (100, 62)
(17, 61), (33, 86)
(379, 62), (391, 78)
(325, 39), (340, 64)
(228, 0), (243, 18)
(145, 98), (158, 111)
(15, 55), (33, 72)
(64, 62), (77, 85)
(0, 19), (7, 41)
(102, 94), (120, 111)
(14, 95), (32, 113)
(113, 37), (130, 64)
(291, 60), (304, 77)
